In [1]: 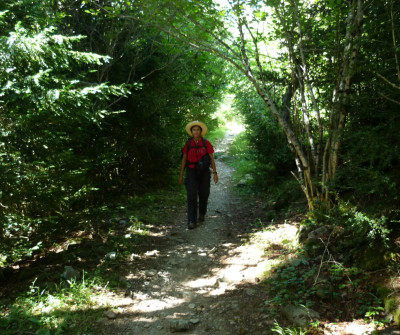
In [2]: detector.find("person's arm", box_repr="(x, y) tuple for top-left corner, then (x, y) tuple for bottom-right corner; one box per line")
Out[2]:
(179, 153), (187, 184)
(209, 153), (218, 184)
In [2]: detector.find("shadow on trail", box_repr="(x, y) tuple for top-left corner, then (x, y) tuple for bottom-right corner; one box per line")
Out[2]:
(91, 212), (276, 334)
(88, 158), (290, 335)
(87, 133), (286, 334)
(0, 221), (173, 301)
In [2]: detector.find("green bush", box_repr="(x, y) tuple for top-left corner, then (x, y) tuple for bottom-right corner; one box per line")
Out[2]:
(301, 202), (391, 269)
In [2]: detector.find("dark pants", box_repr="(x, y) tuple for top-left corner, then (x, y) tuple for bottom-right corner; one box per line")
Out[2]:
(185, 168), (211, 224)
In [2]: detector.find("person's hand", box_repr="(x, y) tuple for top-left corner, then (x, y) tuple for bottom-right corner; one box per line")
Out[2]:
(179, 175), (184, 185)
(213, 173), (218, 184)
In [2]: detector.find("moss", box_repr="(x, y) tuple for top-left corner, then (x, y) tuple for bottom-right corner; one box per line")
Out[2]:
(379, 289), (400, 325)
(375, 284), (400, 325)
(384, 297), (397, 313)
(393, 307), (400, 325)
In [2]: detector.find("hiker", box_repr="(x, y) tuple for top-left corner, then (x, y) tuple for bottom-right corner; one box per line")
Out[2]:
(179, 121), (218, 229)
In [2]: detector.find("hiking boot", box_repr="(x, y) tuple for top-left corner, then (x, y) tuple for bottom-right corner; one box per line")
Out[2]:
(198, 214), (205, 222)
(188, 222), (195, 229)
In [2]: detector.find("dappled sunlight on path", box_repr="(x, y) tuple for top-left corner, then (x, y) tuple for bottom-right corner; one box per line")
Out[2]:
(92, 123), (290, 334)
(90, 122), (387, 335)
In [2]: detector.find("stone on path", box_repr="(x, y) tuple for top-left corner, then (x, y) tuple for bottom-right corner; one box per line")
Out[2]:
(104, 310), (117, 319)
(245, 288), (256, 296)
(145, 269), (157, 277)
(61, 266), (80, 281)
(168, 319), (191, 332)
(282, 305), (319, 327)
(105, 251), (117, 260)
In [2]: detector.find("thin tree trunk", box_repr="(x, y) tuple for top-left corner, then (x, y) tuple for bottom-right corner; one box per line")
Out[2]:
(390, 0), (400, 85)
(291, 0), (323, 178)
(323, 0), (364, 201)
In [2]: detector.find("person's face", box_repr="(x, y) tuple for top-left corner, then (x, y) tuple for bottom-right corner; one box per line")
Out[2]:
(191, 126), (202, 138)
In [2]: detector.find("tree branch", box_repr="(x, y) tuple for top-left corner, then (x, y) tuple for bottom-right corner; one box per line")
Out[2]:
(376, 72), (400, 90)
(379, 92), (400, 106)
(170, 3), (243, 61)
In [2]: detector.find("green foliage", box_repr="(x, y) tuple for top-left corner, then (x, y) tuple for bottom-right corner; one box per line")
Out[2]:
(56, 0), (226, 189)
(225, 131), (273, 188)
(300, 202), (392, 274)
(0, 0), (226, 269)
(224, 131), (257, 185)
(272, 322), (308, 335)
(206, 125), (228, 144)
(0, 4), (399, 334)
(344, 209), (390, 247)
(0, 276), (104, 335)
(226, 79), (305, 210)
(304, 202), (391, 253)
(354, 292), (388, 326)
(232, 85), (294, 180)
(137, 0), (400, 215)
(265, 260), (316, 308)
(331, 0), (400, 217)
(0, 14), (129, 266)
(266, 254), (387, 326)
(224, 128), (303, 213)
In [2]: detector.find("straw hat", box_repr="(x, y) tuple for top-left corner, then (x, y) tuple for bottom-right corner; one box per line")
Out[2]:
(185, 121), (208, 136)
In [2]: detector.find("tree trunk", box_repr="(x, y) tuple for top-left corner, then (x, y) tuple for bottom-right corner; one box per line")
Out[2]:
(322, 0), (364, 202)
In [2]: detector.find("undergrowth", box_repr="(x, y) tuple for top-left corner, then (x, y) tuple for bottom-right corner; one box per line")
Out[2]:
(261, 201), (394, 330)
(225, 129), (395, 331)
(272, 321), (309, 334)
(0, 184), (186, 334)
(0, 275), (106, 335)
(222, 131), (304, 216)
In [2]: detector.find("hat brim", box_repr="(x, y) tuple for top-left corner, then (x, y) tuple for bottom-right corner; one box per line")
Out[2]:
(185, 121), (208, 136)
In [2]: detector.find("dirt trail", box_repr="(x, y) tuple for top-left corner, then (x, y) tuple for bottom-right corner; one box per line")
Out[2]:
(92, 127), (387, 335)
(94, 127), (279, 334)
